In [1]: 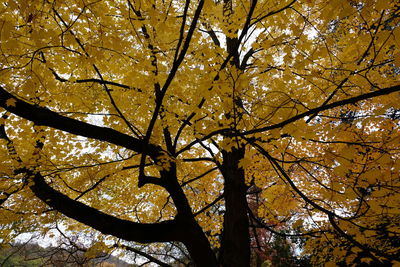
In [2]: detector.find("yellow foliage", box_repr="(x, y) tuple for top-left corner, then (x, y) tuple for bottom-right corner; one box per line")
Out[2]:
(0, 0), (399, 265)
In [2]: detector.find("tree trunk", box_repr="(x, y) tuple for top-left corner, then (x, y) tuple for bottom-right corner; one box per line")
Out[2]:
(163, 166), (219, 267)
(220, 146), (250, 267)
(183, 229), (219, 267)
(176, 207), (219, 266)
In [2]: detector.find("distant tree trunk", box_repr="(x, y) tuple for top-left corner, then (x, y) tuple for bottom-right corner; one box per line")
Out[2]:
(220, 146), (250, 267)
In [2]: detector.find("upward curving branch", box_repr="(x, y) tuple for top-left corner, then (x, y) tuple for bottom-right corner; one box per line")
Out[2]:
(0, 86), (162, 158)
(176, 84), (400, 155)
(29, 171), (184, 243)
(242, 84), (400, 135)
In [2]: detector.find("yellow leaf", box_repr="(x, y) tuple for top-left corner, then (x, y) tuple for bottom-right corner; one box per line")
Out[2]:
(293, 219), (303, 229)
(324, 261), (337, 267)
(364, 169), (381, 184)
(375, 0), (391, 11)
(394, 53), (400, 68)
(5, 98), (17, 107)
(361, 257), (373, 264)
(238, 157), (252, 169)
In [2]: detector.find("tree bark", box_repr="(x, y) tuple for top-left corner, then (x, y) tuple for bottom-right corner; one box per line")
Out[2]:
(220, 146), (250, 267)
(162, 167), (219, 267)
(182, 223), (219, 267)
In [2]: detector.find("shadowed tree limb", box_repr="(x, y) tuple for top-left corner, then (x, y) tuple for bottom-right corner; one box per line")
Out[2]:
(114, 244), (172, 267)
(243, 84), (400, 135)
(30, 171), (185, 244)
(0, 86), (162, 159)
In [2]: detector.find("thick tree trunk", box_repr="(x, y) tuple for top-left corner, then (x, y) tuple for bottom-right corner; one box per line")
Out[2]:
(168, 180), (218, 266)
(183, 226), (219, 267)
(162, 166), (219, 267)
(220, 147), (250, 267)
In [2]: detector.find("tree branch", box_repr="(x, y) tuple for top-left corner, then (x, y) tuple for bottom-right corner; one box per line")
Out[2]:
(242, 84), (400, 136)
(144, 0), (205, 141)
(0, 86), (161, 158)
(250, 0), (297, 27)
(194, 194), (223, 216)
(115, 244), (172, 267)
(29, 172), (184, 243)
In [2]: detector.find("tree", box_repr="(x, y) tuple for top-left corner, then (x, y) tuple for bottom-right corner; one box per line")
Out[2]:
(0, 0), (399, 266)
(0, 241), (133, 267)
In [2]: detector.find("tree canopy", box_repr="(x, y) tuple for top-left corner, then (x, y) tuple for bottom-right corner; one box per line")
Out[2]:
(0, 0), (399, 266)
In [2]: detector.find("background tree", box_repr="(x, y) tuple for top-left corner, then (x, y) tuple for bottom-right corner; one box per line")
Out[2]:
(0, 0), (399, 266)
(0, 241), (133, 266)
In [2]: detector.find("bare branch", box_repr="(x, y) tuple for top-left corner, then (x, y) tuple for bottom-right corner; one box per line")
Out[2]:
(116, 244), (172, 267)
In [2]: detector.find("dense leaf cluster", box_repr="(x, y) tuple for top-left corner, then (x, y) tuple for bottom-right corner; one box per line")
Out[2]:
(0, 0), (399, 266)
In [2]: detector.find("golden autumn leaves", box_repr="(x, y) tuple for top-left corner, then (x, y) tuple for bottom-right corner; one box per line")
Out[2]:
(0, 0), (399, 266)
